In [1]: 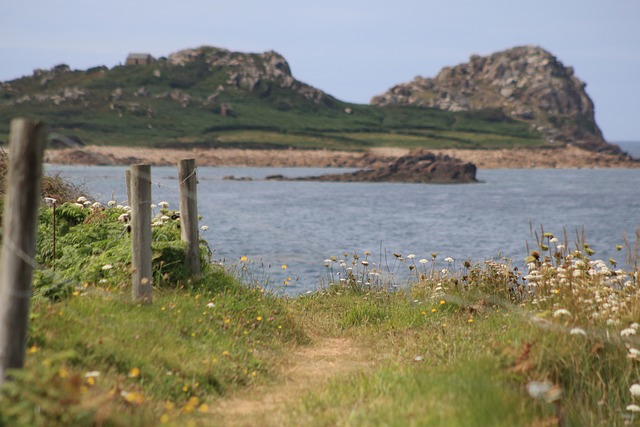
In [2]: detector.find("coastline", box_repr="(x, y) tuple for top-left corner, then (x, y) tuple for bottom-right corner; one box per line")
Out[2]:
(44, 145), (639, 169)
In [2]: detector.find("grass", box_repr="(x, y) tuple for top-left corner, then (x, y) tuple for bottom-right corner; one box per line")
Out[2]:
(2, 184), (640, 425)
(0, 59), (545, 151)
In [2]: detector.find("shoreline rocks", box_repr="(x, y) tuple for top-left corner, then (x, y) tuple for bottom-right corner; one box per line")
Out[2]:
(267, 150), (478, 184)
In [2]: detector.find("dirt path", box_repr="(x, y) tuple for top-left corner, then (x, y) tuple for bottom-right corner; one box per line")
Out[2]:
(209, 335), (373, 426)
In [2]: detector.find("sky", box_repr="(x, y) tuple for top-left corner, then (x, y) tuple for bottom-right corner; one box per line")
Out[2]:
(1, 0), (639, 141)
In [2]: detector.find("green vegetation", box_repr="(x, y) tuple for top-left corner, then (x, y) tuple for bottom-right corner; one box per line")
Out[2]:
(1, 179), (639, 425)
(0, 59), (545, 151)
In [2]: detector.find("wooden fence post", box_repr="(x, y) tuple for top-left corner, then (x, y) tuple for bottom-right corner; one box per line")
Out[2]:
(0, 119), (48, 384)
(130, 164), (152, 303)
(178, 159), (200, 279)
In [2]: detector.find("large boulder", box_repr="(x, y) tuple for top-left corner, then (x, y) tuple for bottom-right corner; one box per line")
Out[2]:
(271, 150), (478, 183)
(371, 46), (618, 154)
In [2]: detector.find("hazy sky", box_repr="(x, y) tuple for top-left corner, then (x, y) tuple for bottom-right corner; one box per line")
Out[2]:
(1, 0), (639, 141)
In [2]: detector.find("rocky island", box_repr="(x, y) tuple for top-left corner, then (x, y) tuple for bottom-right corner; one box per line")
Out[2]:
(264, 150), (478, 183)
(3, 45), (637, 176)
(372, 45), (619, 155)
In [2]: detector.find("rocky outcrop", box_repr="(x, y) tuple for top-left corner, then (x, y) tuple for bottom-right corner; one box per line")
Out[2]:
(371, 46), (618, 154)
(268, 150), (478, 183)
(168, 46), (335, 106)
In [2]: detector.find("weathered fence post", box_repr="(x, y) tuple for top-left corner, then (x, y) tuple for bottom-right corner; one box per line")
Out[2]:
(0, 119), (48, 385)
(178, 159), (200, 279)
(130, 164), (152, 303)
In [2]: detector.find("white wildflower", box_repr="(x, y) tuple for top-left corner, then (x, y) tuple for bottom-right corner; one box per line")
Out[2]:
(74, 203), (84, 208)
(91, 202), (102, 209)
(553, 309), (572, 318)
(201, 225), (209, 232)
(77, 196), (87, 203)
(160, 215), (170, 221)
(621, 328), (637, 336)
(206, 302), (215, 308)
(627, 404), (640, 412)
(631, 384), (640, 397)
(85, 371), (100, 378)
(83, 201), (92, 207)
(550, 237), (559, 244)
(361, 261), (369, 266)
(444, 257), (454, 263)
(629, 348), (640, 359)
(159, 201), (169, 208)
(526, 381), (551, 400)
(419, 259), (428, 264)
(407, 254), (415, 259)
(102, 264), (113, 270)
(108, 200), (116, 206)
(631, 323), (640, 330)
(570, 327), (587, 336)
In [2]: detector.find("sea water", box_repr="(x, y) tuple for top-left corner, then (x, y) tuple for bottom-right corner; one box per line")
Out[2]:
(46, 164), (640, 293)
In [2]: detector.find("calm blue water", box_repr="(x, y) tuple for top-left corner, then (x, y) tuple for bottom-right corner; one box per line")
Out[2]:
(46, 165), (640, 293)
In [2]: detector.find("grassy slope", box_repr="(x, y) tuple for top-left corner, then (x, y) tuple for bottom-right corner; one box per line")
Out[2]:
(9, 264), (640, 427)
(0, 61), (545, 150)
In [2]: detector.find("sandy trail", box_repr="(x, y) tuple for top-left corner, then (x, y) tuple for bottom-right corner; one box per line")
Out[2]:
(208, 336), (373, 426)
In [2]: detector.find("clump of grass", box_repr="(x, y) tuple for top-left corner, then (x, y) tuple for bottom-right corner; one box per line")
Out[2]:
(32, 199), (213, 301)
(289, 233), (640, 426)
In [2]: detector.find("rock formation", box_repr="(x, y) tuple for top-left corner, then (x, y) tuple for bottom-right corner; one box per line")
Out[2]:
(268, 150), (478, 184)
(168, 46), (335, 106)
(371, 46), (618, 154)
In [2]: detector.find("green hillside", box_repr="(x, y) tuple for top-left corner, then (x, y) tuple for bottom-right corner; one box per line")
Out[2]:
(0, 47), (545, 150)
